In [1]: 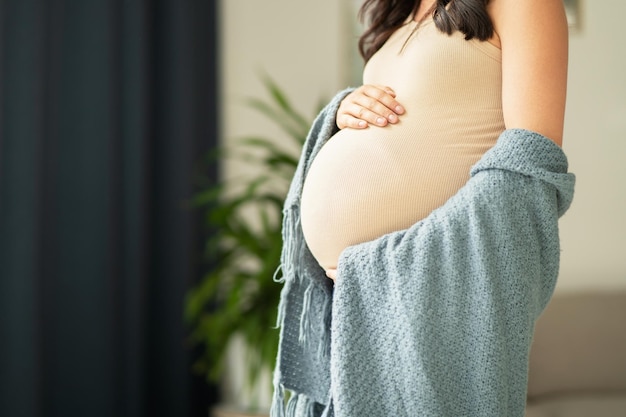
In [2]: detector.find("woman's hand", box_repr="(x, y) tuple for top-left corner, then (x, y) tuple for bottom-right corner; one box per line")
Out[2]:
(337, 85), (405, 130)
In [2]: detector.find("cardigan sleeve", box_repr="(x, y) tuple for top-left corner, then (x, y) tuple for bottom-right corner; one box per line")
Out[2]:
(329, 130), (575, 417)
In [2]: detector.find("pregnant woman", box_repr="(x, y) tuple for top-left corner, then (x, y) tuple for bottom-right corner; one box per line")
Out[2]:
(272, 0), (575, 416)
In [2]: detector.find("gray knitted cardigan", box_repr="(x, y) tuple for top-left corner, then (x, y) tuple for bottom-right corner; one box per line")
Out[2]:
(271, 89), (576, 417)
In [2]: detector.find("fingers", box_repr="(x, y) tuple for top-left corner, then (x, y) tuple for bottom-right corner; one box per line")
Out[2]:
(337, 85), (405, 130)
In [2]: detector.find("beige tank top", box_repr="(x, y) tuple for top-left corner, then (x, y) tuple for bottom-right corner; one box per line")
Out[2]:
(300, 17), (505, 270)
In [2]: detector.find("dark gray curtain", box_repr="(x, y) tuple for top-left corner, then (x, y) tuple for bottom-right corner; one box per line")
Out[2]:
(0, 0), (218, 416)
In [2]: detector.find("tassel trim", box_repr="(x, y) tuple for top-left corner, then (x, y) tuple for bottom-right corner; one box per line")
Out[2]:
(276, 204), (332, 359)
(271, 385), (325, 417)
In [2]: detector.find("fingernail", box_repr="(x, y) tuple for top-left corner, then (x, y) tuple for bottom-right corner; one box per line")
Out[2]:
(376, 117), (386, 125)
(388, 114), (398, 123)
(395, 105), (405, 114)
(358, 120), (367, 128)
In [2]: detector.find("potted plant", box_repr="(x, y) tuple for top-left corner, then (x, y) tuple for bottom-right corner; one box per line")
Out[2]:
(185, 78), (321, 416)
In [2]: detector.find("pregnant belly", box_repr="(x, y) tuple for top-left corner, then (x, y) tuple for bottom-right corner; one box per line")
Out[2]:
(300, 127), (473, 270)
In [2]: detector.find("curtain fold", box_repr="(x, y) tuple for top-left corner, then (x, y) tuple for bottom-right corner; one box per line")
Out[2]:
(0, 1), (218, 416)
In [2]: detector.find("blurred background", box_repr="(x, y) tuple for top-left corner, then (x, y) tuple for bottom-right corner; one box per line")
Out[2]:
(1, 0), (624, 417)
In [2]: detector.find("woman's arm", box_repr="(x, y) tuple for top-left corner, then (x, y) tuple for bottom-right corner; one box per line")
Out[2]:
(488, 0), (569, 146)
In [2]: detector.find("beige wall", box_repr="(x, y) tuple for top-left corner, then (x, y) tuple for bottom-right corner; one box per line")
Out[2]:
(219, 0), (354, 172)
(558, 0), (626, 292)
(218, 1), (356, 409)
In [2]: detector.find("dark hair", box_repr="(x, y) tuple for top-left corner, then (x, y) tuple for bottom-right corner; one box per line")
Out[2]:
(358, 0), (494, 62)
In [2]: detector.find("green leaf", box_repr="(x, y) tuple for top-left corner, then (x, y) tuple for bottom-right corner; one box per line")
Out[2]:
(185, 76), (318, 391)
(260, 75), (311, 131)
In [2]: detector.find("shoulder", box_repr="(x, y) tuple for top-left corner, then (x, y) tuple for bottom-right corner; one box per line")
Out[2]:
(487, 0), (568, 45)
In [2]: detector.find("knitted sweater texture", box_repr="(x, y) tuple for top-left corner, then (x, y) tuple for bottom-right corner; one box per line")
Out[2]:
(271, 89), (576, 417)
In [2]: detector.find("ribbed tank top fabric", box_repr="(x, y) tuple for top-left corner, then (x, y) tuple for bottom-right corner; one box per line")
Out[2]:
(300, 17), (505, 270)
